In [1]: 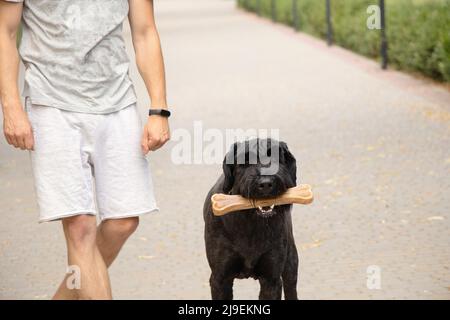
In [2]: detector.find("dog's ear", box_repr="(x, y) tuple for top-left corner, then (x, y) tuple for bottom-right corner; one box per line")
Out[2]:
(222, 142), (237, 193)
(280, 142), (297, 184)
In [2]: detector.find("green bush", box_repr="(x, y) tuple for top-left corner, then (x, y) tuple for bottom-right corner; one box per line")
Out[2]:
(238, 0), (450, 82)
(17, 26), (22, 47)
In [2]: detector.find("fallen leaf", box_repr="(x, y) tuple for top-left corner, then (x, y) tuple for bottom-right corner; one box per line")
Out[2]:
(138, 255), (155, 260)
(301, 240), (323, 250)
(427, 216), (444, 221)
(331, 191), (343, 197)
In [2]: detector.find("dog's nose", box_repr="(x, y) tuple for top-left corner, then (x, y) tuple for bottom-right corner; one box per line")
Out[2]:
(257, 177), (274, 193)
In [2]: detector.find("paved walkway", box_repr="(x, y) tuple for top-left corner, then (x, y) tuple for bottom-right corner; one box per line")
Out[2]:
(1, 0), (449, 299)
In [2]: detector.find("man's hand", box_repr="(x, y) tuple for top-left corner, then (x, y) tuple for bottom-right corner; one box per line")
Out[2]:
(3, 104), (34, 150)
(141, 114), (170, 154)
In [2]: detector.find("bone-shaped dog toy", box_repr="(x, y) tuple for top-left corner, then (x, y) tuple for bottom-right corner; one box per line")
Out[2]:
(211, 184), (313, 216)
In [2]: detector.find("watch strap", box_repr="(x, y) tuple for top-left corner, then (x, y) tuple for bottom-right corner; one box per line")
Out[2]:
(149, 109), (171, 118)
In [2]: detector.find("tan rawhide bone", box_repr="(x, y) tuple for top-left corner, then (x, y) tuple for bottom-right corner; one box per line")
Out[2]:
(212, 184), (313, 216)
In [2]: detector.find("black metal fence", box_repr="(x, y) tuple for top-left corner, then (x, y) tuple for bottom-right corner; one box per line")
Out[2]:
(244, 0), (389, 70)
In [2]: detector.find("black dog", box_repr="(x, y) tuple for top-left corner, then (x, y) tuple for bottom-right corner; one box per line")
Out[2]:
(203, 138), (299, 300)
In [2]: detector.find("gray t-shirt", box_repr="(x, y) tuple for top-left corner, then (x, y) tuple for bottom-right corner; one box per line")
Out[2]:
(8, 0), (136, 114)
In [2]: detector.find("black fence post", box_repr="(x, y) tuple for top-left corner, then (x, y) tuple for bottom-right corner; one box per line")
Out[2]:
(326, 0), (333, 46)
(271, 0), (277, 22)
(380, 0), (388, 69)
(293, 0), (300, 31)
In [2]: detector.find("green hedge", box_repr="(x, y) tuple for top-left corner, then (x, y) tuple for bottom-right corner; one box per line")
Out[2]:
(17, 26), (22, 47)
(238, 0), (450, 82)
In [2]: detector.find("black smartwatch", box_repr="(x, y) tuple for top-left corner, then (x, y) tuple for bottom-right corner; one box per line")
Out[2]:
(149, 109), (171, 118)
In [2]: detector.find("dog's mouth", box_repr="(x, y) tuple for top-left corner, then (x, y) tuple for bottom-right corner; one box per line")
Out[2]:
(256, 204), (276, 218)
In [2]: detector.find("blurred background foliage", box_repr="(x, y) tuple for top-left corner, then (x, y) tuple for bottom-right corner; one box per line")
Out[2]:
(238, 0), (450, 82)
(16, 26), (22, 47)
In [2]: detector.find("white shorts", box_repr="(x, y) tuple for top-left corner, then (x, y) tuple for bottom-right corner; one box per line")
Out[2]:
(26, 99), (158, 223)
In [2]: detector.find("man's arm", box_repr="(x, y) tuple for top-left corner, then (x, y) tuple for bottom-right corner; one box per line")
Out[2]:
(129, 0), (170, 154)
(0, 1), (33, 151)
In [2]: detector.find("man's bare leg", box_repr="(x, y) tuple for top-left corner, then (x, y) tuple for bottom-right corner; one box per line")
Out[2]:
(96, 218), (140, 265)
(53, 215), (111, 300)
(53, 217), (139, 300)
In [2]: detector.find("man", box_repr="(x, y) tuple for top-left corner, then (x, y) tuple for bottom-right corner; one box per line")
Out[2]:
(0, 0), (170, 299)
